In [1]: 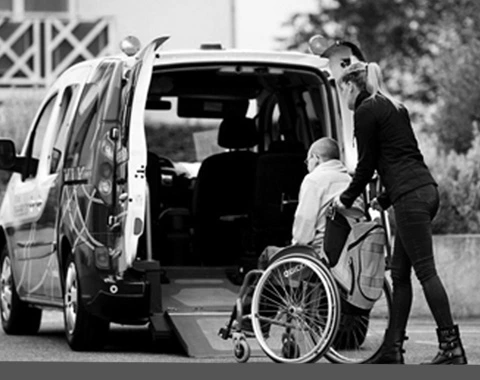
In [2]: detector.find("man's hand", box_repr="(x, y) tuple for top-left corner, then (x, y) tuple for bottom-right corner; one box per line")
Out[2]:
(332, 195), (347, 211)
(370, 197), (384, 212)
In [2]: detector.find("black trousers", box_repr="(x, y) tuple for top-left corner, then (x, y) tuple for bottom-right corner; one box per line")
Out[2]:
(389, 184), (454, 332)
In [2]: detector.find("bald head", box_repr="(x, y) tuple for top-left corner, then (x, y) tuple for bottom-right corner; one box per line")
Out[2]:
(308, 137), (340, 162)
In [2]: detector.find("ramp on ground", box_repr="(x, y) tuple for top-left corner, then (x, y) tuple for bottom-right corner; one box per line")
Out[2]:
(160, 267), (263, 358)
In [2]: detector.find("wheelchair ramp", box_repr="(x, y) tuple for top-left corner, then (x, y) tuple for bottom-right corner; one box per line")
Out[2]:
(160, 267), (264, 358)
(166, 311), (261, 358)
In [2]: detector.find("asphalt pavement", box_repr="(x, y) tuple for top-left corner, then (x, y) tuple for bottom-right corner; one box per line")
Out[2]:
(0, 310), (478, 364)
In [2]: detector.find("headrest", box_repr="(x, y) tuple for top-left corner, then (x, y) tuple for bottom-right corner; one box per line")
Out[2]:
(217, 117), (258, 149)
(268, 140), (305, 153)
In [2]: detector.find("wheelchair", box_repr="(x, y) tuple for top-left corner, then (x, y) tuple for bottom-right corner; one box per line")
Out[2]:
(219, 207), (393, 364)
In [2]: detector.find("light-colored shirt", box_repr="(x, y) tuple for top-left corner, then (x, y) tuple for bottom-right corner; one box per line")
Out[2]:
(291, 159), (364, 256)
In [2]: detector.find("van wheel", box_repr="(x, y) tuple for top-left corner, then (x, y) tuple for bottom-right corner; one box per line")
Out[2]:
(0, 246), (42, 335)
(63, 255), (109, 351)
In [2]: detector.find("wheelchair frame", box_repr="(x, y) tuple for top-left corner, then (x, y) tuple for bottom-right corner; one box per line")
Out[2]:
(219, 179), (394, 363)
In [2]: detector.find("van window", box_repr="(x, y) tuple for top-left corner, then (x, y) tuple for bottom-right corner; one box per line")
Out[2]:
(64, 63), (115, 170)
(50, 85), (79, 173)
(24, 93), (58, 179)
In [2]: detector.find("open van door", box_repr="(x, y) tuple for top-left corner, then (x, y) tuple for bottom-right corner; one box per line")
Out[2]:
(120, 37), (170, 272)
(309, 36), (366, 173)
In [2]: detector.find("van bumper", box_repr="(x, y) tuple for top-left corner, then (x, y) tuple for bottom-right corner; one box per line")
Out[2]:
(84, 280), (151, 323)
(81, 261), (162, 324)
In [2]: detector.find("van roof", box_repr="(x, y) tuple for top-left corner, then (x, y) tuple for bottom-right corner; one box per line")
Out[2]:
(66, 48), (331, 76)
(151, 49), (330, 70)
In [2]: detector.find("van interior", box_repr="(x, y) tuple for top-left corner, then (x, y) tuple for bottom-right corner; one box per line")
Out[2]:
(136, 63), (336, 277)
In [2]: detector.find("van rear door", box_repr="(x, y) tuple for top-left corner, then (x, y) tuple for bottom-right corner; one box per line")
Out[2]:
(119, 37), (170, 272)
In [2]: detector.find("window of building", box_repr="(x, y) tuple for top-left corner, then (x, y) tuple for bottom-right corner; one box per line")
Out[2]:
(0, 0), (74, 16)
(0, 0), (13, 12)
(24, 0), (68, 12)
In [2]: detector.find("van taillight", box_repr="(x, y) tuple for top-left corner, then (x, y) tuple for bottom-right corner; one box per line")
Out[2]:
(101, 139), (114, 160)
(98, 179), (112, 196)
(94, 247), (110, 270)
(97, 138), (115, 201)
(100, 162), (113, 178)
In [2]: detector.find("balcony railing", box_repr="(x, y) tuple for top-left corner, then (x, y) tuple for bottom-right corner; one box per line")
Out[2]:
(0, 17), (114, 87)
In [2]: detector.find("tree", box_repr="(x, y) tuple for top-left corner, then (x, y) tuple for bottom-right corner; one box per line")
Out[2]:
(277, 0), (480, 152)
(431, 38), (480, 153)
(278, 0), (480, 100)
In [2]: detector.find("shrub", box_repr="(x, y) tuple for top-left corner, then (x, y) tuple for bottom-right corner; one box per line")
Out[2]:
(419, 128), (480, 234)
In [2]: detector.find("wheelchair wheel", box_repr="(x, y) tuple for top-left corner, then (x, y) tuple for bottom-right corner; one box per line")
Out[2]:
(250, 254), (340, 363)
(233, 336), (251, 363)
(325, 278), (392, 364)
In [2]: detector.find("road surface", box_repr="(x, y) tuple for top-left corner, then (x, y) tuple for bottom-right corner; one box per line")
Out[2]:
(0, 310), (478, 364)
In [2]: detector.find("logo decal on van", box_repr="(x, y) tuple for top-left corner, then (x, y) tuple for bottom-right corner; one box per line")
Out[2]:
(63, 166), (92, 183)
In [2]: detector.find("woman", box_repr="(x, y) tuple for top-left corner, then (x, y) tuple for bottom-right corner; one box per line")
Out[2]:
(332, 61), (467, 365)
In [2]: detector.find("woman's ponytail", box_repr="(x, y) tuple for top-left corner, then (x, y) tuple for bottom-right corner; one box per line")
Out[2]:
(365, 62), (401, 109)
(340, 61), (401, 110)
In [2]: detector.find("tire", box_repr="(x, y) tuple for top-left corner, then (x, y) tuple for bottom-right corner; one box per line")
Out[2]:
(251, 254), (340, 363)
(325, 278), (393, 364)
(233, 337), (251, 363)
(331, 297), (369, 350)
(63, 254), (109, 351)
(0, 245), (42, 335)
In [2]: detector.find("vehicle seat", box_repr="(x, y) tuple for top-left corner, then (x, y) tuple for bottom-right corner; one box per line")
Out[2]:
(192, 116), (258, 265)
(251, 140), (307, 255)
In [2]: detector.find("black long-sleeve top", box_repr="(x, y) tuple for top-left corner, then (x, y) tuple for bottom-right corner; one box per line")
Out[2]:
(339, 90), (436, 209)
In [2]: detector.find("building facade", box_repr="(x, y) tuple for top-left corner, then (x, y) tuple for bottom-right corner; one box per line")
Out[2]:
(0, 0), (235, 87)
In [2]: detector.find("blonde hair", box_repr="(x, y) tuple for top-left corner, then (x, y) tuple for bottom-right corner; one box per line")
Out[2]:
(339, 62), (401, 109)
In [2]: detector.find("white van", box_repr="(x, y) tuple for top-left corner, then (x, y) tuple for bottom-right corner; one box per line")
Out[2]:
(0, 36), (360, 355)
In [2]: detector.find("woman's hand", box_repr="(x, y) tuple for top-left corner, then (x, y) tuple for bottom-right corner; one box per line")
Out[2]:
(370, 197), (384, 212)
(332, 195), (347, 211)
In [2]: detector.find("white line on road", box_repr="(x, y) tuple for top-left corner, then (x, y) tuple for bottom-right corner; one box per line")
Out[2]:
(407, 329), (480, 334)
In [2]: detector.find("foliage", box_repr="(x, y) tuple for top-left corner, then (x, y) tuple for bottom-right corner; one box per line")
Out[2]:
(419, 129), (480, 233)
(0, 89), (44, 146)
(145, 124), (217, 162)
(278, 0), (480, 152)
(430, 39), (480, 153)
(278, 0), (480, 233)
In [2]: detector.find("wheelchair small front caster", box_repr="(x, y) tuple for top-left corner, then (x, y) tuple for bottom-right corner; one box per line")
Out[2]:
(233, 336), (250, 363)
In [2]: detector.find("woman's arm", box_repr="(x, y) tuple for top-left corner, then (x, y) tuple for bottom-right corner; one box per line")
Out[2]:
(340, 105), (378, 208)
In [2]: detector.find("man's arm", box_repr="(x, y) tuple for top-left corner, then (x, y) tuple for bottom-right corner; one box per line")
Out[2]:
(292, 177), (321, 245)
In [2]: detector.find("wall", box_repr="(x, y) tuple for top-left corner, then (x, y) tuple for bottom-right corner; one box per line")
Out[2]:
(407, 235), (480, 319)
(76, 0), (235, 52)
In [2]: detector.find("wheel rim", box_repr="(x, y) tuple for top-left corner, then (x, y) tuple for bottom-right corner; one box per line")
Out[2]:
(251, 256), (340, 363)
(0, 255), (13, 322)
(326, 278), (392, 364)
(64, 262), (78, 335)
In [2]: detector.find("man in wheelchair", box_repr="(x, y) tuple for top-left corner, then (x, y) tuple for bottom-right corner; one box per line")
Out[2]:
(241, 137), (364, 334)
(258, 137), (364, 270)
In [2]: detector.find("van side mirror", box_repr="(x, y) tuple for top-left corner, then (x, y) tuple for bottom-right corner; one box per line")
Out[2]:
(0, 139), (17, 171)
